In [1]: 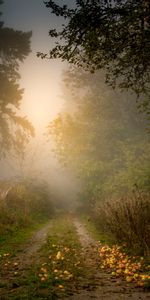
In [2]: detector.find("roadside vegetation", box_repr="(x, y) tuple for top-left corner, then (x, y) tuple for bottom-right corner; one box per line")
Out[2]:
(82, 215), (150, 289)
(92, 190), (150, 256)
(0, 180), (54, 254)
(48, 68), (150, 258)
(43, 0), (150, 260)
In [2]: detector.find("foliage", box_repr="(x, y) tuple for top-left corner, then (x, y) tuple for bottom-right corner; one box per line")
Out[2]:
(93, 190), (150, 256)
(48, 68), (150, 209)
(0, 1), (34, 157)
(48, 67), (150, 255)
(0, 180), (54, 235)
(39, 0), (150, 111)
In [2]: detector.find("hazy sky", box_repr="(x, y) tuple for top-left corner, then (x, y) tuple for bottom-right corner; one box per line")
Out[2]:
(0, 1), (79, 202)
(2, 0), (69, 133)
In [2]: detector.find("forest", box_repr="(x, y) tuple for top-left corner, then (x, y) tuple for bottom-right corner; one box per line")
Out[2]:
(0, 1), (150, 299)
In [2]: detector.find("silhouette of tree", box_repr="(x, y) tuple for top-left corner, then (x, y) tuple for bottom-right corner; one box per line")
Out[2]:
(0, 0), (34, 157)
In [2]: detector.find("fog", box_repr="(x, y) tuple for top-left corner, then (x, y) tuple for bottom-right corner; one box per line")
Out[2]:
(0, 135), (80, 211)
(0, 0), (149, 215)
(0, 4), (150, 297)
(0, 0), (82, 212)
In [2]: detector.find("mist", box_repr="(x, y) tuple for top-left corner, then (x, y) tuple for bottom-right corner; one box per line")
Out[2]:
(0, 1), (150, 297)
(0, 0), (81, 215)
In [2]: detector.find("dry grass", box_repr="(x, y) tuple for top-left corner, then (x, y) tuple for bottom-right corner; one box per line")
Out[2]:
(0, 181), (54, 236)
(94, 190), (150, 256)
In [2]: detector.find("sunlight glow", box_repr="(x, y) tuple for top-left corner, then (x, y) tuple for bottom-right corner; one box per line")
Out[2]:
(20, 56), (64, 133)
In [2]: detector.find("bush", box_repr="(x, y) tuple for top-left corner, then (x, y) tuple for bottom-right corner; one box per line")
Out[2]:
(0, 180), (54, 235)
(93, 190), (150, 256)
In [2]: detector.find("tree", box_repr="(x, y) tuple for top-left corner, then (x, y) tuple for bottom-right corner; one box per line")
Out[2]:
(48, 68), (150, 210)
(39, 0), (150, 112)
(0, 0), (34, 157)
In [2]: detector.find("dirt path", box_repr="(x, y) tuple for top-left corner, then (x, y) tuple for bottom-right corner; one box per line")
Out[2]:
(0, 217), (150, 299)
(14, 221), (52, 268)
(0, 221), (52, 298)
(70, 219), (150, 300)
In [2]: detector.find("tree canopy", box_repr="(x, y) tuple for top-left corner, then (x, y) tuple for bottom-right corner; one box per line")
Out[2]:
(0, 1), (34, 157)
(39, 0), (150, 112)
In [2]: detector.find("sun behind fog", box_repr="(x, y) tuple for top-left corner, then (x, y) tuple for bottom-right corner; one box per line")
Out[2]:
(20, 58), (64, 132)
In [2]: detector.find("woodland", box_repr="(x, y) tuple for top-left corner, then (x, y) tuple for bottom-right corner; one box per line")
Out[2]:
(0, 1), (150, 297)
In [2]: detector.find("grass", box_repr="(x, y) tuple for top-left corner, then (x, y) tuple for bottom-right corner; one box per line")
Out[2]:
(0, 214), (150, 299)
(0, 215), (85, 299)
(31, 215), (85, 299)
(0, 217), (50, 256)
(80, 214), (114, 246)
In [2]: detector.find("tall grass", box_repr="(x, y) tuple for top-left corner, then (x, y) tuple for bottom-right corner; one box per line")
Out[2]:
(0, 181), (54, 236)
(93, 190), (150, 256)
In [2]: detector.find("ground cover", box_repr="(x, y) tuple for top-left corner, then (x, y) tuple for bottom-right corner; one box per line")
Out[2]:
(0, 215), (150, 300)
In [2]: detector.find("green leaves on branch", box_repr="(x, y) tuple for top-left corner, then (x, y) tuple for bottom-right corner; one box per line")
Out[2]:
(43, 0), (150, 112)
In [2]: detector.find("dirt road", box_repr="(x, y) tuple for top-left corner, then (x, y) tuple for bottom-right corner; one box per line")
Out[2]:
(0, 217), (150, 299)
